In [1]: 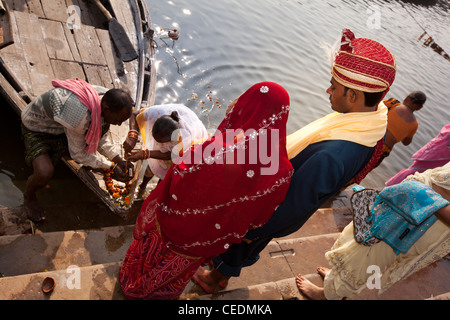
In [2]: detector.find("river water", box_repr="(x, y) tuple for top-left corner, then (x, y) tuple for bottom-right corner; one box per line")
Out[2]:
(148, 0), (450, 188)
(0, 0), (449, 206)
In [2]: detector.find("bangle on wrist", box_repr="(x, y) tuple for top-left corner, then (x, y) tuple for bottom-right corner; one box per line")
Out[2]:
(142, 149), (150, 159)
(128, 130), (139, 140)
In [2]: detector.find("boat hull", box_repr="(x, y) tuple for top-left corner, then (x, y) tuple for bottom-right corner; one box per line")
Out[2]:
(0, 0), (156, 218)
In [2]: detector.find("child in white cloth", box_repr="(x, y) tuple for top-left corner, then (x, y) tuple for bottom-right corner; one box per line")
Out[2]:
(124, 104), (208, 193)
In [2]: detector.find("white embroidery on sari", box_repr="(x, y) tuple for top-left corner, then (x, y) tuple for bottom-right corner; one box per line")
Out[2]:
(260, 86), (269, 93)
(159, 171), (293, 218)
(173, 105), (290, 177)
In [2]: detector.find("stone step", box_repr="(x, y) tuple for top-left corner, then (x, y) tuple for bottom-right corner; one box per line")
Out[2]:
(0, 228), (341, 300)
(0, 205), (353, 299)
(190, 274), (319, 300)
(281, 207), (352, 240)
(191, 258), (450, 300)
(2, 225), (448, 300)
(0, 225), (134, 277)
(3, 192), (447, 301)
(0, 205), (349, 278)
(0, 261), (124, 300)
(183, 233), (341, 295)
(0, 202), (140, 236)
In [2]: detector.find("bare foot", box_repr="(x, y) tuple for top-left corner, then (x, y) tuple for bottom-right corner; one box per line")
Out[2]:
(296, 274), (327, 300)
(317, 266), (331, 278)
(192, 266), (229, 294)
(24, 198), (46, 223)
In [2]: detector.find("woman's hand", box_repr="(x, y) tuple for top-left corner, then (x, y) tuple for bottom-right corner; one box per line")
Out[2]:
(127, 150), (144, 162)
(123, 136), (138, 153)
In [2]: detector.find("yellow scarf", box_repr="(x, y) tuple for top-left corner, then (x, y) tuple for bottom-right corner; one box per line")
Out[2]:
(287, 102), (387, 159)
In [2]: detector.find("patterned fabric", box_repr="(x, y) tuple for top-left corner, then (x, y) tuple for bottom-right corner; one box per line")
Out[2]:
(323, 163), (450, 299)
(21, 87), (89, 135)
(332, 28), (396, 93)
(21, 122), (110, 167)
(351, 138), (384, 184)
(120, 82), (293, 299)
(52, 79), (102, 154)
(51, 89), (87, 129)
(350, 188), (380, 245)
(365, 179), (449, 254)
(21, 124), (68, 166)
(135, 82), (293, 258)
(120, 228), (203, 300)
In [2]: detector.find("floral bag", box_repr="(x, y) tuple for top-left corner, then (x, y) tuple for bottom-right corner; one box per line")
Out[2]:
(350, 188), (381, 246)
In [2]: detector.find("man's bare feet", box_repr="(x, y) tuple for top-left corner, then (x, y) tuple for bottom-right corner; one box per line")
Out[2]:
(317, 266), (331, 278)
(24, 198), (46, 223)
(192, 266), (230, 294)
(296, 274), (327, 300)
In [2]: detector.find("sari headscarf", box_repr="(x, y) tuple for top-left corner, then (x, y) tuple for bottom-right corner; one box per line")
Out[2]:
(136, 104), (208, 179)
(133, 82), (293, 258)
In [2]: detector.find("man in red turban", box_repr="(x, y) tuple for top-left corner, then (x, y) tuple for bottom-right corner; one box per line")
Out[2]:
(332, 28), (396, 94)
(194, 28), (397, 295)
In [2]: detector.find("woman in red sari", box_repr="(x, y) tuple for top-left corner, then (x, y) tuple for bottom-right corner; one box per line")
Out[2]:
(120, 82), (293, 299)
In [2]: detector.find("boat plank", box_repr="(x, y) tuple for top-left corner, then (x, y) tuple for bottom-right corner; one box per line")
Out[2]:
(83, 64), (114, 89)
(95, 27), (140, 94)
(72, 24), (106, 65)
(62, 24), (82, 62)
(40, 0), (69, 22)
(14, 11), (54, 96)
(122, 60), (138, 100)
(0, 71), (27, 114)
(51, 59), (85, 81)
(69, 0), (106, 29)
(40, 19), (75, 61)
(109, 0), (138, 49)
(0, 10), (33, 96)
(95, 28), (121, 87)
(0, 0), (155, 215)
(3, 0), (44, 16)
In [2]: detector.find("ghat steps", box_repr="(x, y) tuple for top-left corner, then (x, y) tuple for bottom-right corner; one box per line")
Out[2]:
(0, 191), (448, 300)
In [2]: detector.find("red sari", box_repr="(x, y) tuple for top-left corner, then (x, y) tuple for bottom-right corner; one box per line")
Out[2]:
(120, 82), (293, 299)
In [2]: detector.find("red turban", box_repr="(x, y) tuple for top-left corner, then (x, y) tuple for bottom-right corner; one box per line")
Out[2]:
(332, 28), (396, 93)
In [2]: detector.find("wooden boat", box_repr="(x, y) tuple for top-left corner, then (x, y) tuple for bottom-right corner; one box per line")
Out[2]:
(0, 0), (156, 219)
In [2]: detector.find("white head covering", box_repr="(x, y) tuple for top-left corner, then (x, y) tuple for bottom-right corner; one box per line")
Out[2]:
(137, 104), (208, 179)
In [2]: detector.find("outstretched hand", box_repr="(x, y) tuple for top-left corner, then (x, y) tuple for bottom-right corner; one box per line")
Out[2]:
(123, 136), (138, 153)
(127, 150), (144, 162)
